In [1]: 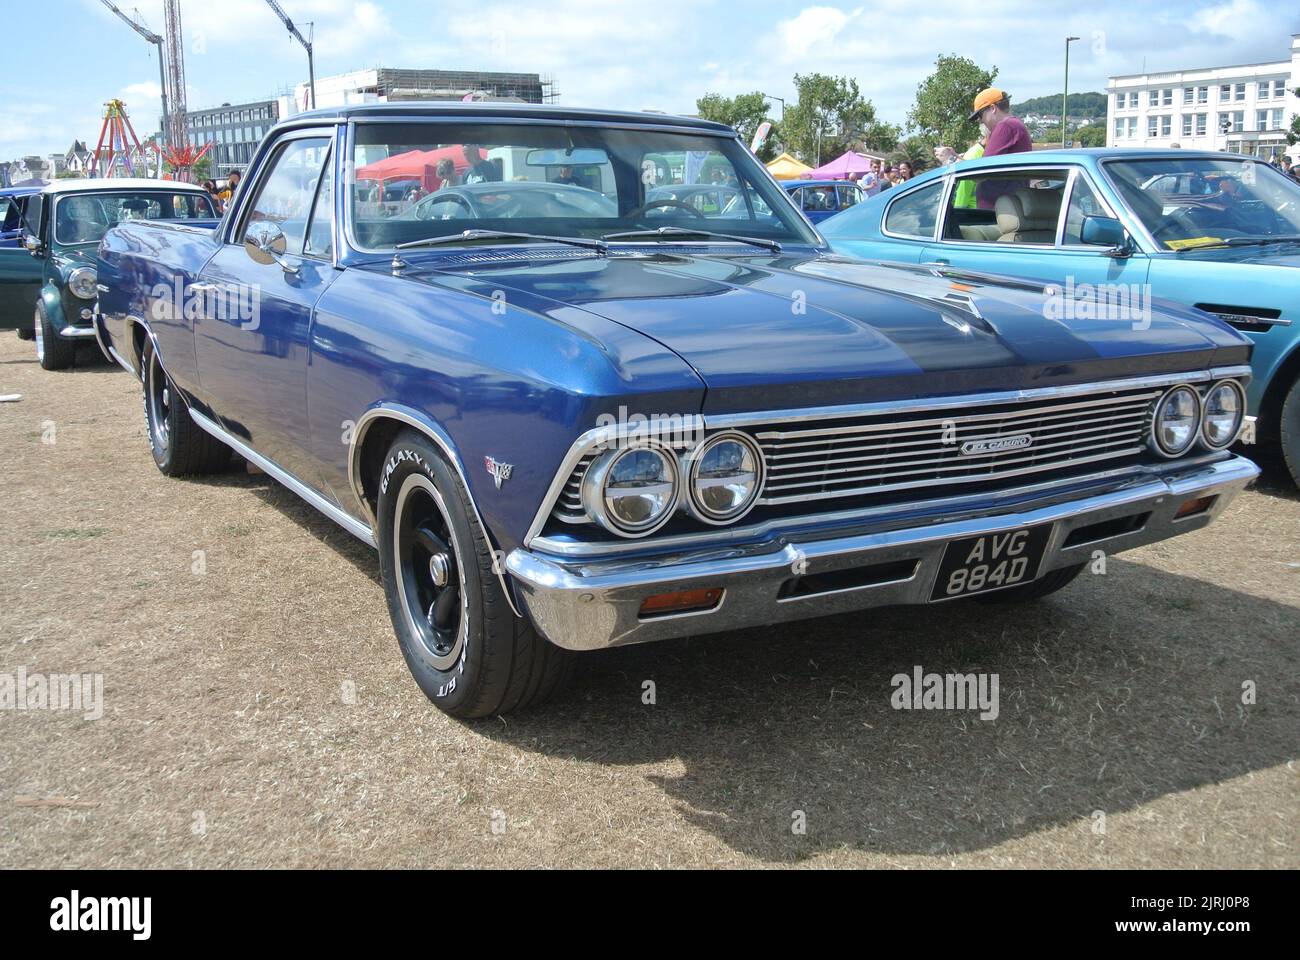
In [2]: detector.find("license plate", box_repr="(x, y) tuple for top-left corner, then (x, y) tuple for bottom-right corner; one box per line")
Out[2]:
(929, 525), (1052, 601)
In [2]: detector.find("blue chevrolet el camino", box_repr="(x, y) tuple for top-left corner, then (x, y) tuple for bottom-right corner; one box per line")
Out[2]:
(95, 104), (1260, 717)
(821, 148), (1300, 486)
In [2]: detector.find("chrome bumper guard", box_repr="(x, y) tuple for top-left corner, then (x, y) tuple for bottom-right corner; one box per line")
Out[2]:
(506, 454), (1259, 651)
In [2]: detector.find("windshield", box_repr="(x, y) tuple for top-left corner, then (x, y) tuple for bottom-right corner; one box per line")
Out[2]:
(1103, 157), (1300, 250)
(54, 191), (216, 245)
(349, 122), (817, 250)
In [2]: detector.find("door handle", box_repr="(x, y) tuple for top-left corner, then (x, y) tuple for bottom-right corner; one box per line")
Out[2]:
(924, 259), (950, 266)
(189, 282), (219, 294)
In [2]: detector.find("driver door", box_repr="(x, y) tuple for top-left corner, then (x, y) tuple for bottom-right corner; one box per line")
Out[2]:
(0, 193), (45, 332)
(193, 129), (339, 483)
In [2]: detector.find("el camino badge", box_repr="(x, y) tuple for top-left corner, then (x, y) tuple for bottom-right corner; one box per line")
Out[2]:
(960, 433), (1033, 456)
(484, 456), (514, 489)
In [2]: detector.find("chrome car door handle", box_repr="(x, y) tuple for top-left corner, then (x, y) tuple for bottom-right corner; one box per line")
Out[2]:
(189, 282), (220, 294)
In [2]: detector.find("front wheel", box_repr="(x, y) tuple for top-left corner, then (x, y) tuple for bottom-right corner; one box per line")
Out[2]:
(376, 430), (571, 718)
(1280, 376), (1300, 490)
(34, 302), (76, 371)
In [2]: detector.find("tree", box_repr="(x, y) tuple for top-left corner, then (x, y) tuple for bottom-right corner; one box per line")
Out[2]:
(906, 55), (998, 154)
(783, 73), (897, 165)
(890, 136), (935, 172)
(1076, 123), (1107, 148)
(696, 92), (779, 160)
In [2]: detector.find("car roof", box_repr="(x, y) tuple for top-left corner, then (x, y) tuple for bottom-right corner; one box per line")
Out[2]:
(280, 100), (735, 134)
(0, 185), (42, 197)
(785, 179), (859, 189)
(41, 178), (208, 196)
(906, 147), (1266, 185)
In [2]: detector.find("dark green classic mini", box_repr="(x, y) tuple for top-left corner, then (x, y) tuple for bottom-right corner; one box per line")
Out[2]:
(0, 178), (217, 369)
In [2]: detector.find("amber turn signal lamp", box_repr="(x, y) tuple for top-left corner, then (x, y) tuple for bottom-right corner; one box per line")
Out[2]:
(1174, 495), (1215, 519)
(639, 587), (723, 618)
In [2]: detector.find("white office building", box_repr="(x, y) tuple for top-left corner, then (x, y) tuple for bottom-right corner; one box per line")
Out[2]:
(1106, 34), (1299, 159)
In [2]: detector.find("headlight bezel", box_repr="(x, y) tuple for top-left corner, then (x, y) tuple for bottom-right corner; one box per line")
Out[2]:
(1149, 384), (1202, 458)
(67, 266), (98, 301)
(1199, 379), (1246, 451)
(581, 442), (680, 538)
(685, 431), (766, 525)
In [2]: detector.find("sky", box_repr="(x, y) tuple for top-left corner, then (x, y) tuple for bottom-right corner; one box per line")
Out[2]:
(2, 0), (1298, 158)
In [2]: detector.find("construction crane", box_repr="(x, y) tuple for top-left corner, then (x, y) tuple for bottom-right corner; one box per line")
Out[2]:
(263, 0), (316, 110)
(98, 0), (169, 153)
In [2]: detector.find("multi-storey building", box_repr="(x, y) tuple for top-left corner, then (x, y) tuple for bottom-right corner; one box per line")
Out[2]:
(185, 99), (281, 175)
(1107, 34), (1299, 159)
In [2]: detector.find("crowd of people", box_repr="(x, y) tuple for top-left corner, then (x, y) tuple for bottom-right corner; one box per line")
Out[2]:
(835, 88), (1032, 203)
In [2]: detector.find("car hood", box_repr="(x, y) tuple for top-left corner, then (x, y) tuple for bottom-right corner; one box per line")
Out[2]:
(382, 250), (1250, 415)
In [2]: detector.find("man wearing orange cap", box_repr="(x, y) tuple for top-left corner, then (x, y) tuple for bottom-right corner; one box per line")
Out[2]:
(969, 88), (1030, 158)
(969, 88), (1031, 208)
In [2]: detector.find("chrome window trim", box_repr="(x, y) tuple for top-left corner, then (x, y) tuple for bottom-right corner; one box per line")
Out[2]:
(521, 369), (1250, 549)
(226, 125), (338, 263)
(342, 120), (820, 257)
(880, 176), (949, 242)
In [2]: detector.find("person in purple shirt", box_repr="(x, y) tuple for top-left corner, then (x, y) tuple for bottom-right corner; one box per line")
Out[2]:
(968, 88), (1032, 209)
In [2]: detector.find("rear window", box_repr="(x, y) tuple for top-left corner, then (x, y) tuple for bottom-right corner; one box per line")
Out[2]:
(884, 181), (943, 239)
(54, 191), (215, 245)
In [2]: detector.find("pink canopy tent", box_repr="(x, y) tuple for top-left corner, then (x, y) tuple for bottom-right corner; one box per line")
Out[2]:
(803, 150), (876, 180)
(355, 146), (472, 192)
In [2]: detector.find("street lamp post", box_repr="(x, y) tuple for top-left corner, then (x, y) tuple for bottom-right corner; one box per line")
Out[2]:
(760, 93), (785, 123)
(1063, 36), (1080, 148)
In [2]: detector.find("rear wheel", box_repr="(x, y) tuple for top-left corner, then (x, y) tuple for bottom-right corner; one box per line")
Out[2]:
(16, 328), (33, 341)
(377, 430), (571, 718)
(973, 562), (1085, 603)
(34, 302), (76, 371)
(142, 340), (229, 476)
(1280, 376), (1300, 490)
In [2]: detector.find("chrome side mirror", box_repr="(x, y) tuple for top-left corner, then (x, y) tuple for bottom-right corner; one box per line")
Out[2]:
(243, 220), (299, 275)
(22, 234), (42, 256)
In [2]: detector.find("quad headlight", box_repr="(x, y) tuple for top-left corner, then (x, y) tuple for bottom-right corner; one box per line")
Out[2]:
(582, 444), (679, 536)
(1200, 380), (1245, 450)
(1151, 385), (1201, 457)
(687, 432), (764, 523)
(68, 267), (98, 300)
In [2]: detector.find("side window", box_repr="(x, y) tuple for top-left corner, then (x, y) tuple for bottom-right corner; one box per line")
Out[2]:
(304, 150), (334, 259)
(884, 181), (943, 239)
(1062, 175), (1106, 245)
(837, 186), (861, 210)
(24, 195), (43, 240)
(240, 136), (331, 254)
(943, 171), (1066, 244)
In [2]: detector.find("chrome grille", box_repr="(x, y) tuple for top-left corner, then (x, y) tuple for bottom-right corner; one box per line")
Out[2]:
(553, 452), (597, 523)
(755, 387), (1159, 505)
(548, 385), (1163, 525)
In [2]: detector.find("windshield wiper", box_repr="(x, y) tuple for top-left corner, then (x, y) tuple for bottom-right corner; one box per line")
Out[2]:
(1175, 234), (1300, 252)
(396, 229), (606, 253)
(600, 226), (782, 253)
(1223, 234), (1300, 247)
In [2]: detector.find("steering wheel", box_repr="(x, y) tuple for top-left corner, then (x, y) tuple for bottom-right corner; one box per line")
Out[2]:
(415, 194), (474, 221)
(624, 198), (707, 220)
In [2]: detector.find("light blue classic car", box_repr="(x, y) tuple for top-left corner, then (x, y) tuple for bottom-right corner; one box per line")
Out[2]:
(822, 149), (1300, 486)
(90, 108), (1259, 717)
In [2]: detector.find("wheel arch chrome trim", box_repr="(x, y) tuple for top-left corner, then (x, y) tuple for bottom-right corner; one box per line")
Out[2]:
(347, 403), (522, 618)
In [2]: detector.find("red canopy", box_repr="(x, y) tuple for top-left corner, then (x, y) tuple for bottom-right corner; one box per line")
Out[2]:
(355, 146), (471, 191)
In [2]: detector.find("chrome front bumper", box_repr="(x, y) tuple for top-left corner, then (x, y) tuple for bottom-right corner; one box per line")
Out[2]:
(506, 454), (1259, 651)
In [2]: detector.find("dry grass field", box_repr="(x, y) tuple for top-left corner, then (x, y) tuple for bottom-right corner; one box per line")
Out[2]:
(1, 335), (1296, 868)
